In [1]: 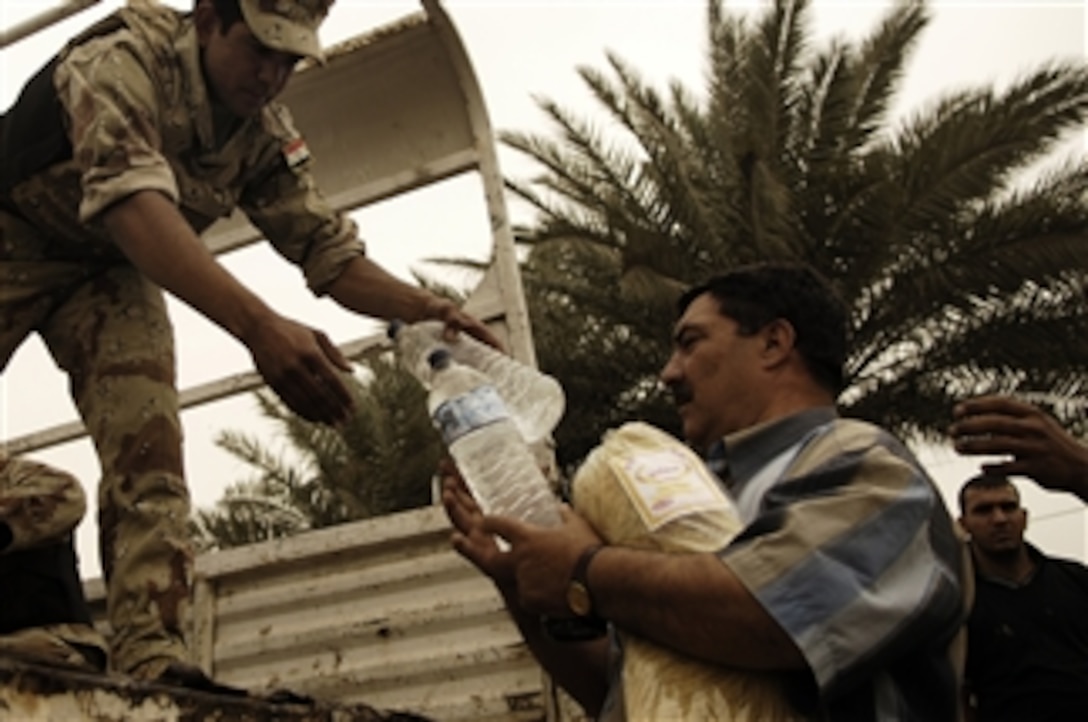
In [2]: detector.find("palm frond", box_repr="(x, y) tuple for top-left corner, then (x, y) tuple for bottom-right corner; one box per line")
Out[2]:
(892, 64), (1088, 232)
(848, 0), (929, 149)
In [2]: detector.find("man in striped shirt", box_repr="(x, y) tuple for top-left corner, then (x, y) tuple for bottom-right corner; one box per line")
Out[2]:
(442, 262), (967, 720)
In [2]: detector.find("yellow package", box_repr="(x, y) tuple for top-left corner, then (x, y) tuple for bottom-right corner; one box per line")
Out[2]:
(570, 422), (806, 722)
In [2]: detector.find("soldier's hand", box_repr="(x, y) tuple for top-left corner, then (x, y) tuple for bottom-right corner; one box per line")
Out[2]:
(246, 316), (354, 425)
(425, 297), (503, 350)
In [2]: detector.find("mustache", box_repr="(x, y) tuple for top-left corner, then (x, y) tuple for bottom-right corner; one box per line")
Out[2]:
(668, 384), (693, 406)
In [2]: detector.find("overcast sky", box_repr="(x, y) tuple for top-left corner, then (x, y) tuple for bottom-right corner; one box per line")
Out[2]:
(1, 0), (1085, 578)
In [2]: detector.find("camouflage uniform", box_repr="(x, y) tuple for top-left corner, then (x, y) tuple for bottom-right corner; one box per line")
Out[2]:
(0, 0), (353, 678)
(0, 454), (108, 672)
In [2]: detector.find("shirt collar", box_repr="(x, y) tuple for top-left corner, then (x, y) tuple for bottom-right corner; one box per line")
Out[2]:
(707, 407), (838, 488)
(175, 18), (258, 150)
(974, 541), (1045, 588)
(175, 19), (216, 149)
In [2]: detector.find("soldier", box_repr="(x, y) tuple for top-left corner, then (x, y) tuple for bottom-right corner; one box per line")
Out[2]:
(0, 0), (497, 685)
(0, 453), (108, 673)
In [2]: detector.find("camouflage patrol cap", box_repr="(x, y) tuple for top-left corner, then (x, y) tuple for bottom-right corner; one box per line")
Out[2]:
(239, 0), (334, 63)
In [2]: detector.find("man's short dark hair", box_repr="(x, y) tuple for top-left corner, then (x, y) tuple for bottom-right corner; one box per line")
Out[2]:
(678, 262), (847, 394)
(196, 0), (244, 31)
(958, 474), (1020, 514)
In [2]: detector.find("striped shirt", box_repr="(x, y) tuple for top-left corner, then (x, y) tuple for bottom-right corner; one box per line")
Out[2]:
(715, 407), (966, 721)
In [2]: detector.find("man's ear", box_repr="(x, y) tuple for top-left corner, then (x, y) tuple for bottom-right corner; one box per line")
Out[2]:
(760, 318), (796, 366)
(193, 0), (218, 45)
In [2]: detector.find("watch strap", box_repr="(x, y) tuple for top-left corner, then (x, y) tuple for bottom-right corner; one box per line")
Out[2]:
(570, 543), (605, 614)
(547, 544), (608, 642)
(573, 543), (604, 582)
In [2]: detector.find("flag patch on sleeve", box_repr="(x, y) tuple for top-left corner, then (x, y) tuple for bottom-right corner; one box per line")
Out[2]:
(283, 137), (311, 168)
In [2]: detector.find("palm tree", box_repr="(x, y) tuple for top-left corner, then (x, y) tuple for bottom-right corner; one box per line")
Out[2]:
(191, 354), (441, 551)
(194, 0), (1088, 540)
(506, 0), (1088, 468)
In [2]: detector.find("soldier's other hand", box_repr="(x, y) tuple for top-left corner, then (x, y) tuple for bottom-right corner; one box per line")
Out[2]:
(247, 316), (354, 425)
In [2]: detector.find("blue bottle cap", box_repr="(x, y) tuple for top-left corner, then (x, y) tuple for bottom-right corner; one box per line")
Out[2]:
(427, 348), (452, 369)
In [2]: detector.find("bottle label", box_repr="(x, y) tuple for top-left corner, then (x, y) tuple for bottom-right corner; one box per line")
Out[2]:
(433, 385), (511, 444)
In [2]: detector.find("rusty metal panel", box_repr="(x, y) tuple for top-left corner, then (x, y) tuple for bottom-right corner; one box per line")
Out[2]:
(203, 507), (548, 721)
(85, 506), (551, 722)
(0, 657), (418, 721)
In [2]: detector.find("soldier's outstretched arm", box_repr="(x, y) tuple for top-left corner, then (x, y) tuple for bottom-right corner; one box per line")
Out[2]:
(0, 455), (87, 552)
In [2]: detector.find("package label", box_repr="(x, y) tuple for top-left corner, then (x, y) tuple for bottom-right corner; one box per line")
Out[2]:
(609, 448), (732, 532)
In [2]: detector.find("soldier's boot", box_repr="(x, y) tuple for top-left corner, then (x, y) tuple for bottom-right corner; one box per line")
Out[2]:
(129, 656), (249, 697)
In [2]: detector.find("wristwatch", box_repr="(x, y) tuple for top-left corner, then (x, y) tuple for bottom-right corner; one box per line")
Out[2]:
(566, 544), (605, 617)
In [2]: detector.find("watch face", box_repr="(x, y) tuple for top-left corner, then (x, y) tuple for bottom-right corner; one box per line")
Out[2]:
(567, 580), (593, 617)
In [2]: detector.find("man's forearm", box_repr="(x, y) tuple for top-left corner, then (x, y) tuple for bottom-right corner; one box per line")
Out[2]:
(102, 190), (276, 342)
(589, 547), (806, 670)
(497, 586), (610, 716)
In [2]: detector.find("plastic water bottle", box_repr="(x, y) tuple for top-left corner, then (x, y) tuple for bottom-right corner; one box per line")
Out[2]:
(426, 349), (562, 528)
(387, 320), (445, 385)
(389, 320), (565, 443)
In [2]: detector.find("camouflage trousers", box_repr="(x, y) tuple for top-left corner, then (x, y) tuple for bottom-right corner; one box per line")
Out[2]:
(0, 208), (193, 677)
